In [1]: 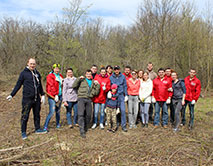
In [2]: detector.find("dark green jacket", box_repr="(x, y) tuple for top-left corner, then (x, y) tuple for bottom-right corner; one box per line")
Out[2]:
(72, 78), (100, 99)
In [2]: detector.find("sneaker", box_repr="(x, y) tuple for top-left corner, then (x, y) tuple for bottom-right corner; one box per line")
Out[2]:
(188, 125), (193, 130)
(105, 121), (108, 126)
(145, 124), (148, 128)
(141, 124), (145, 128)
(56, 125), (61, 129)
(75, 124), (79, 127)
(133, 125), (137, 129)
(100, 123), (104, 130)
(173, 128), (179, 132)
(35, 129), (47, 134)
(91, 123), (97, 129)
(129, 125), (133, 129)
(154, 125), (159, 129)
(43, 128), (48, 133)
(22, 132), (27, 140)
(122, 127), (128, 132)
(69, 125), (73, 128)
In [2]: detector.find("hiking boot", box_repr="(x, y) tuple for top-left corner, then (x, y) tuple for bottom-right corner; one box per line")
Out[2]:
(163, 125), (168, 129)
(35, 129), (47, 134)
(91, 123), (97, 129)
(100, 123), (104, 130)
(22, 132), (27, 140)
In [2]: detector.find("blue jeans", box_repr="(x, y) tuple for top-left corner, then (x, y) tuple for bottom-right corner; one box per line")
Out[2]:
(181, 100), (195, 126)
(140, 103), (150, 124)
(66, 101), (78, 125)
(44, 96), (62, 129)
(117, 94), (126, 128)
(154, 101), (168, 126)
(93, 103), (105, 124)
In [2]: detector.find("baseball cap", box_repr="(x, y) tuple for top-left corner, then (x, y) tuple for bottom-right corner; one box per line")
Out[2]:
(114, 65), (120, 70)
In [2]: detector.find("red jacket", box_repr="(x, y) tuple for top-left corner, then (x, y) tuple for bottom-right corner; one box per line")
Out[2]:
(123, 73), (132, 80)
(152, 76), (172, 101)
(46, 73), (63, 97)
(184, 75), (201, 101)
(165, 75), (173, 82)
(93, 74), (111, 103)
(127, 78), (140, 96)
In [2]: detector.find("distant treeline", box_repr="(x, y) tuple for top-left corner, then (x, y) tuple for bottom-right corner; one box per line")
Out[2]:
(0, 0), (212, 92)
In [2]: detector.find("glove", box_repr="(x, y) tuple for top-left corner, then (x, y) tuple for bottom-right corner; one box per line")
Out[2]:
(124, 96), (128, 102)
(151, 97), (156, 103)
(6, 95), (12, 101)
(166, 98), (171, 104)
(41, 95), (45, 104)
(116, 108), (120, 115)
(191, 100), (196, 105)
(102, 86), (106, 91)
(94, 80), (99, 85)
(104, 108), (106, 113)
(107, 91), (112, 99)
(54, 95), (59, 102)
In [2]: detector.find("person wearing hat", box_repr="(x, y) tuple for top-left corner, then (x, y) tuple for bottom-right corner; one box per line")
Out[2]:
(110, 65), (128, 132)
(43, 64), (63, 132)
(105, 84), (119, 133)
(6, 58), (46, 140)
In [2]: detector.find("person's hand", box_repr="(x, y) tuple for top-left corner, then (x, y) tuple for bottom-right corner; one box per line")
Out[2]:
(94, 80), (99, 85)
(191, 100), (196, 105)
(182, 100), (185, 106)
(63, 101), (68, 107)
(116, 108), (120, 115)
(6, 95), (12, 101)
(104, 108), (106, 113)
(166, 98), (171, 104)
(41, 95), (45, 104)
(168, 88), (173, 92)
(102, 86), (106, 91)
(151, 97), (156, 103)
(79, 76), (84, 79)
(107, 91), (112, 99)
(54, 95), (59, 102)
(124, 96), (128, 102)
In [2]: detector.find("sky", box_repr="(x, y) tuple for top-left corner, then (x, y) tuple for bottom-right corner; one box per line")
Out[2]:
(0, 0), (211, 26)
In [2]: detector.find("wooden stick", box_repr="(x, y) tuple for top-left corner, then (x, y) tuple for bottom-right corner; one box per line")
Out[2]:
(0, 146), (23, 152)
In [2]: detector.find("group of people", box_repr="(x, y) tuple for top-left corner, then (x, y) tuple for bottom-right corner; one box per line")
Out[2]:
(7, 58), (201, 139)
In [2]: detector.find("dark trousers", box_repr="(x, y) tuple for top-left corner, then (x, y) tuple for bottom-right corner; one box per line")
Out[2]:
(148, 104), (154, 121)
(169, 102), (175, 124)
(172, 99), (183, 129)
(78, 98), (92, 134)
(21, 98), (41, 133)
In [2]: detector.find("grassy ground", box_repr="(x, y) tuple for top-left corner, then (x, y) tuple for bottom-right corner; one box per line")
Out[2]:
(0, 78), (212, 166)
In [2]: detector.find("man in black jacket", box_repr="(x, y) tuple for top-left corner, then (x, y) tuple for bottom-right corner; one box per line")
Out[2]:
(7, 58), (45, 140)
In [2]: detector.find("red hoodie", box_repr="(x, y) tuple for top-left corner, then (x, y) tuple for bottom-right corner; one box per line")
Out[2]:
(184, 75), (201, 101)
(152, 76), (172, 101)
(123, 73), (132, 80)
(46, 73), (63, 97)
(93, 74), (111, 103)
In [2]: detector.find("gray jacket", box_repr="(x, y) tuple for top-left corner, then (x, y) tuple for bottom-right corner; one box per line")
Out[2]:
(62, 77), (78, 102)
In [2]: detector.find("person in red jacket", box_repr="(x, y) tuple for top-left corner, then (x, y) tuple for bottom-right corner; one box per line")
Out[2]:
(152, 68), (173, 128)
(91, 67), (111, 129)
(181, 69), (201, 130)
(43, 64), (63, 132)
(123, 65), (132, 80)
(165, 68), (175, 125)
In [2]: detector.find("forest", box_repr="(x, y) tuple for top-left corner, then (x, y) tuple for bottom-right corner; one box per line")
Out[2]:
(0, 0), (212, 92)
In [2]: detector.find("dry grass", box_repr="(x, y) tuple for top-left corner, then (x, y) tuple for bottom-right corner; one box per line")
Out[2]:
(0, 78), (212, 166)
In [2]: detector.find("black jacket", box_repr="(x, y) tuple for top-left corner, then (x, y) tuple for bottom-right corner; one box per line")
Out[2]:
(172, 79), (186, 100)
(11, 67), (44, 100)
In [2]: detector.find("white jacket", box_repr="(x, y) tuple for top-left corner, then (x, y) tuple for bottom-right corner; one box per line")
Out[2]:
(139, 79), (153, 103)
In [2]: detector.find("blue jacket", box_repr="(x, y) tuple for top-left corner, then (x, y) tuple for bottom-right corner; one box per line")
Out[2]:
(11, 67), (44, 101)
(110, 73), (127, 96)
(106, 92), (119, 109)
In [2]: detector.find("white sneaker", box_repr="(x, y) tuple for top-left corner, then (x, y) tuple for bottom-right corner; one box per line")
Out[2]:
(91, 124), (97, 129)
(105, 121), (108, 126)
(100, 123), (104, 129)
